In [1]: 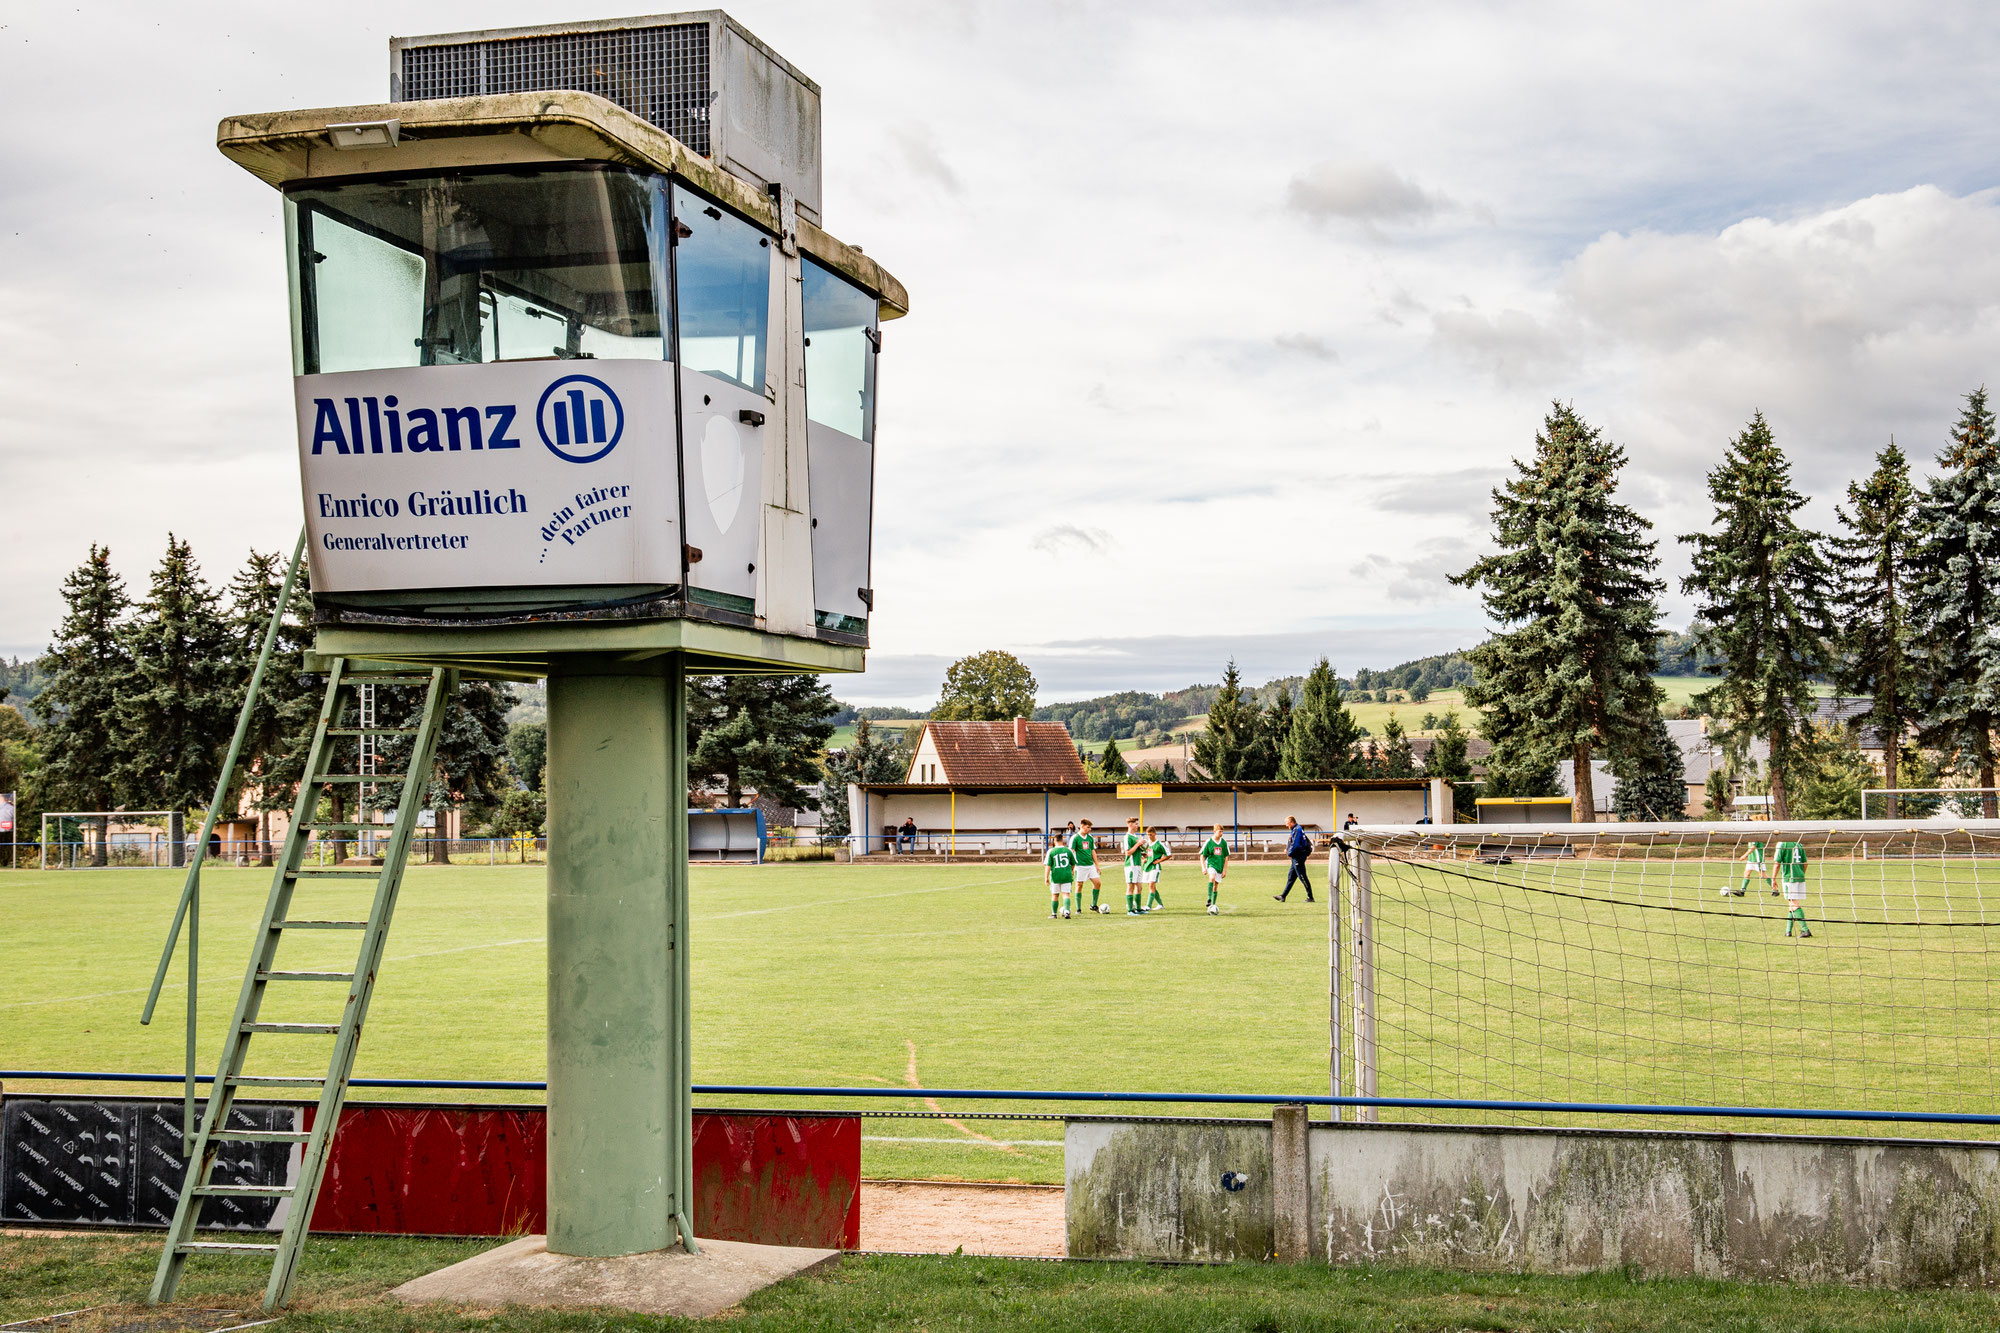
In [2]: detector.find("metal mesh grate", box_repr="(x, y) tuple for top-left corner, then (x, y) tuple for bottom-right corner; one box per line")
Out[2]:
(399, 23), (712, 156)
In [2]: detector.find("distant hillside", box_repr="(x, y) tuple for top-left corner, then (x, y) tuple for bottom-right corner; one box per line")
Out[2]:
(0, 656), (51, 723)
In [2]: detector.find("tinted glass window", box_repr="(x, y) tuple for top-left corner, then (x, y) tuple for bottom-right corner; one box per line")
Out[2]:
(673, 186), (773, 393)
(803, 258), (877, 442)
(287, 167), (664, 375)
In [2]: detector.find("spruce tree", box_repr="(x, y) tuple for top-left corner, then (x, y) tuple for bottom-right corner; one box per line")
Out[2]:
(1424, 710), (1472, 784)
(38, 546), (133, 865)
(224, 550), (317, 863)
(1452, 402), (1665, 821)
(422, 679), (515, 863)
(688, 673), (838, 809)
(1908, 388), (2000, 816)
(1279, 658), (1361, 779)
(1828, 442), (1918, 815)
(1098, 737), (1129, 779)
(1191, 661), (1260, 780)
(1611, 711), (1688, 821)
(1244, 691), (1292, 780)
(118, 536), (234, 818)
(1378, 714), (1417, 778)
(817, 717), (909, 838)
(1680, 413), (1836, 820)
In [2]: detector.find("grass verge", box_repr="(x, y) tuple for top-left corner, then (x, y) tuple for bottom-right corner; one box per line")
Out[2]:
(5, 1230), (2000, 1332)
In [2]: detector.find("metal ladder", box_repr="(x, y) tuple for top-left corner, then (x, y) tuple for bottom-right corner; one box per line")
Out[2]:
(149, 657), (456, 1310)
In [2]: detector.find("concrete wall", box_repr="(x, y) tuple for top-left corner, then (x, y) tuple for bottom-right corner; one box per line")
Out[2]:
(848, 782), (1450, 855)
(1067, 1116), (2000, 1286)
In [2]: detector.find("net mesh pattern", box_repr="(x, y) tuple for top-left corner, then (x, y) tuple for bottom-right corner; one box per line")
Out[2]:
(1336, 825), (2000, 1137)
(399, 24), (713, 155)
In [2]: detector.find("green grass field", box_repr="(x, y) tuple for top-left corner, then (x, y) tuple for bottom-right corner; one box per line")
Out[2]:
(5, 851), (1994, 1187)
(9, 1230), (2000, 1332)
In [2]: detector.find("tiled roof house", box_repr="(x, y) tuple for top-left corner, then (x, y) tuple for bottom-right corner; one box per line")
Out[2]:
(905, 718), (1090, 785)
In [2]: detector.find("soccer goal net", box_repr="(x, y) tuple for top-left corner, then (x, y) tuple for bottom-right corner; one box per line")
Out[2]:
(1330, 821), (2000, 1138)
(1860, 787), (2000, 823)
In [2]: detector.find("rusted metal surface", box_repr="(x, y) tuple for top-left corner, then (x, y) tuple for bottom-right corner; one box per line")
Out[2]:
(691, 1113), (860, 1250)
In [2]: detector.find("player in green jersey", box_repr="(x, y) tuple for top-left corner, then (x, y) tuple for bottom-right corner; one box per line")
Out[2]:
(1727, 840), (1770, 897)
(1200, 823), (1228, 914)
(1070, 819), (1105, 913)
(1778, 840), (1812, 937)
(1122, 817), (1148, 914)
(1142, 828), (1171, 911)
(1043, 835), (1076, 919)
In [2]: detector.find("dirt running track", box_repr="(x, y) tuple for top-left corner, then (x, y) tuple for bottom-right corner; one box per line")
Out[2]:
(858, 1182), (1066, 1257)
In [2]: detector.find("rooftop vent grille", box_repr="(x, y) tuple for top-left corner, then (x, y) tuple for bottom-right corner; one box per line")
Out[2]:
(397, 23), (713, 156)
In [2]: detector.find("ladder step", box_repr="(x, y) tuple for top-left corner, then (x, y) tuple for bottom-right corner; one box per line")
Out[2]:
(272, 920), (368, 930)
(242, 1022), (340, 1035)
(257, 970), (356, 983)
(212, 1129), (311, 1143)
(327, 727), (421, 735)
(286, 870), (380, 879)
(195, 1183), (296, 1198)
(317, 774), (407, 784)
(227, 1075), (327, 1087)
(178, 1241), (281, 1254)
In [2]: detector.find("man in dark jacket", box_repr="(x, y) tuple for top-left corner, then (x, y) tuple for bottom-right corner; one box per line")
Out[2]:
(1274, 816), (1314, 903)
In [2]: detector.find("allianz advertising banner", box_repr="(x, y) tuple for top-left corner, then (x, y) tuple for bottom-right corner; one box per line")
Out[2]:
(293, 361), (681, 592)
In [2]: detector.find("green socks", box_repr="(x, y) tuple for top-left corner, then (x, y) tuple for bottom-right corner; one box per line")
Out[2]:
(1207, 887), (1217, 906)
(1147, 889), (1162, 909)
(1092, 887), (1100, 909)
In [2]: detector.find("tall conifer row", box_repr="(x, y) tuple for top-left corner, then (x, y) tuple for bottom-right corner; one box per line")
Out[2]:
(225, 550), (320, 863)
(39, 546), (133, 865)
(1828, 442), (1918, 814)
(1453, 402), (1665, 822)
(117, 535), (235, 815)
(1278, 657), (1361, 779)
(1680, 413), (1835, 821)
(1908, 388), (2000, 817)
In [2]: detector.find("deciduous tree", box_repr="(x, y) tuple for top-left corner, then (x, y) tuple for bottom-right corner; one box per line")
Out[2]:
(931, 650), (1037, 721)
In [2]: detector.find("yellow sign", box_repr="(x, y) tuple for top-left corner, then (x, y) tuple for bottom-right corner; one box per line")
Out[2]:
(1116, 783), (1163, 799)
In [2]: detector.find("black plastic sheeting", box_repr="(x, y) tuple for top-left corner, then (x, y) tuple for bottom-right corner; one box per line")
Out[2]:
(1, 1097), (297, 1229)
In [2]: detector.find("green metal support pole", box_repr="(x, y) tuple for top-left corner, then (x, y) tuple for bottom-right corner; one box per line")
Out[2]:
(545, 654), (695, 1256)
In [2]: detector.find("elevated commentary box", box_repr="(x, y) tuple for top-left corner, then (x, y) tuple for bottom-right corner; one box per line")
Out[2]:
(218, 16), (907, 679)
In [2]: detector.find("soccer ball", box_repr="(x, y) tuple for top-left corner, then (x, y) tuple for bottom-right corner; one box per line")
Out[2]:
(1098, 903), (1111, 914)
(1207, 904), (1219, 915)
(1062, 908), (1071, 918)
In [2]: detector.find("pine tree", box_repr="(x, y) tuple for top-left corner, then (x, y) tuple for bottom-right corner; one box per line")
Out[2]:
(1098, 737), (1129, 779)
(1827, 442), (1918, 817)
(1680, 413), (1836, 821)
(1909, 388), (2000, 817)
(688, 674), (839, 809)
(425, 680), (515, 862)
(1611, 712), (1688, 821)
(38, 546), (133, 865)
(1452, 403), (1666, 821)
(117, 537), (235, 820)
(1423, 710), (1473, 784)
(1158, 759), (1177, 782)
(817, 717), (910, 838)
(1191, 661), (1261, 781)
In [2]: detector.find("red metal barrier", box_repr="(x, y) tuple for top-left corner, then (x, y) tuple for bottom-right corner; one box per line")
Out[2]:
(305, 1103), (859, 1248)
(691, 1112), (861, 1250)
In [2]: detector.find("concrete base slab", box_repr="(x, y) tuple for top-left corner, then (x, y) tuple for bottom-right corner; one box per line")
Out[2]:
(390, 1235), (841, 1319)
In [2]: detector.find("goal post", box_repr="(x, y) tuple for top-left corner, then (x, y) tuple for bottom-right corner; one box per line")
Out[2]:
(1860, 787), (2000, 822)
(1326, 819), (2000, 1138)
(39, 811), (184, 869)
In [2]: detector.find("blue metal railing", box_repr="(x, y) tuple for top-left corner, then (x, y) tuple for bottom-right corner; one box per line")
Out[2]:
(5, 1071), (1999, 1128)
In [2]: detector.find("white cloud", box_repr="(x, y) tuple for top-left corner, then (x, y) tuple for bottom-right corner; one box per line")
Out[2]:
(1286, 158), (1451, 225)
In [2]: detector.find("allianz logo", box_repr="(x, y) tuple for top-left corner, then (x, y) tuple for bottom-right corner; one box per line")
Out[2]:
(309, 374), (623, 466)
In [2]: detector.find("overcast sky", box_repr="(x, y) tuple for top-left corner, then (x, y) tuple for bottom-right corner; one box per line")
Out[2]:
(5, 2), (2000, 705)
